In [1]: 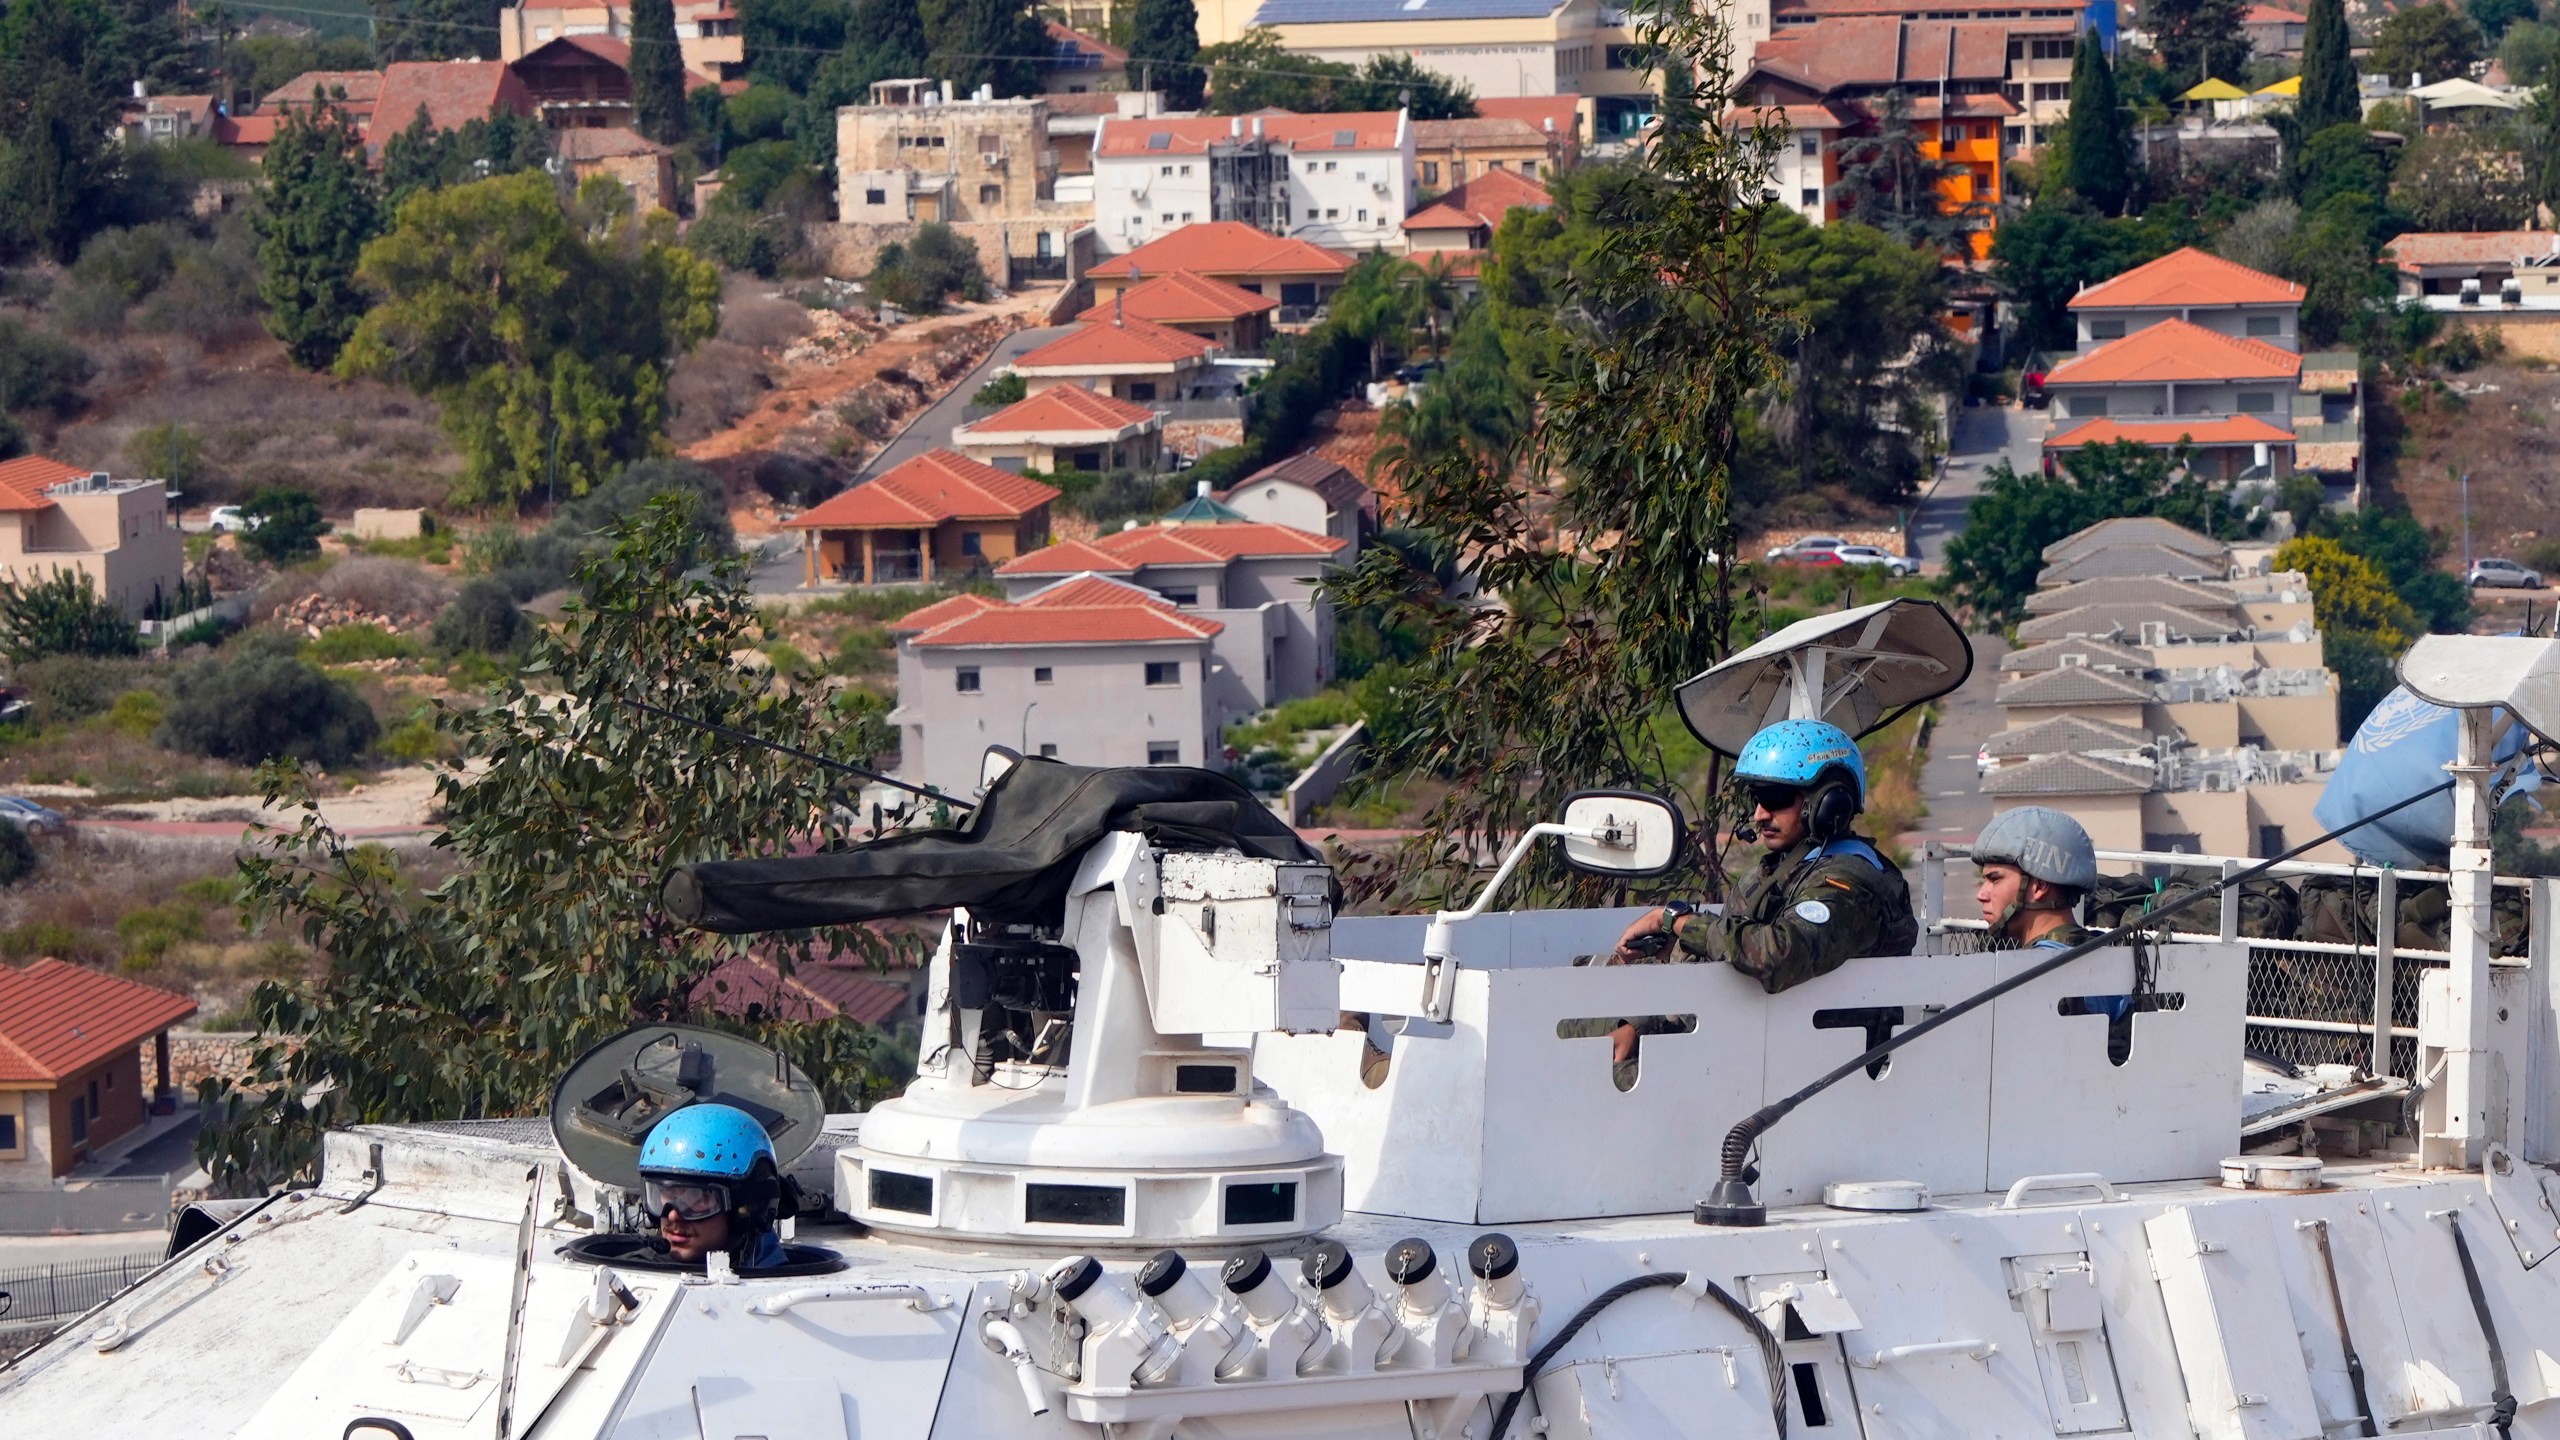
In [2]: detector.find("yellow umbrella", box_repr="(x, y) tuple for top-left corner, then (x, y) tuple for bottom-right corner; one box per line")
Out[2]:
(2182, 77), (2251, 100)
(2255, 74), (2302, 95)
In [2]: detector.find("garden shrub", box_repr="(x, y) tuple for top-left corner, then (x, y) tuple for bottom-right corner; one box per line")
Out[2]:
(159, 633), (380, 767)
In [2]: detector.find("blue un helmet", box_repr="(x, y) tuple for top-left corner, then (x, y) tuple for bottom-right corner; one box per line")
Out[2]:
(1734, 718), (1867, 839)
(638, 1103), (779, 1226)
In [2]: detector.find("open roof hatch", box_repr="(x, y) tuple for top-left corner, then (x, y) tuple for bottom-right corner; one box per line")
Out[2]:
(547, 1022), (826, 1192)
(1674, 596), (1973, 756)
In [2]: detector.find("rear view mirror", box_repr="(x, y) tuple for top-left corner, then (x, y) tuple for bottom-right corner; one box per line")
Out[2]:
(1558, 791), (1684, 877)
(978, 745), (1023, 795)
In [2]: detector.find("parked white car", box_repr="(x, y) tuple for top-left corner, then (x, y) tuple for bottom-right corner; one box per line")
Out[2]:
(1834, 544), (1919, 578)
(2469, 557), (2544, 590)
(206, 505), (255, 533)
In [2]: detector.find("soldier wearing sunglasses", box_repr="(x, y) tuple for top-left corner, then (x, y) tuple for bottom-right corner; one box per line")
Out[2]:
(1600, 719), (1919, 1072)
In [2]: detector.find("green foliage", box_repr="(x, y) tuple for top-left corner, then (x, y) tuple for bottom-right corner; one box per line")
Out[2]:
(741, 0), (849, 92)
(258, 94), (382, 370)
(0, 315), (94, 417)
(1829, 90), (1973, 255)
(431, 577), (527, 656)
(2148, 0), (2251, 87)
(0, 412), (24, 462)
(227, 30), (377, 98)
(0, 820), (36, 889)
(0, 0), (123, 263)
(117, 900), (203, 966)
(1201, 29), (1474, 117)
(196, 500), (911, 1192)
(159, 631), (380, 768)
(377, 103), (554, 211)
(630, 0), (690, 145)
(2291, 189), (2393, 347)
(0, 569), (142, 663)
(922, 0), (1047, 98)
(2276, 534), (2418, 649)
(792, 0), (929, 170)
(685, 205), (790, 277)
(107, 686), (163, 738)
(2300, 0), (2360, 133)
(2502, 18), (2560, 83)
(125, 421), (206, 488)
(2395, 132), (2534, 234)
(372, 0), (503, 60)
(239, 485), (329, 563)
(1129, 0), (1205, 108)
(2307, 504), (2471, 632)
(973, 371), (1027, 408)
(868, 223), (991, 310)
(339, 171), (722, 509)
(1943, 441), (2245, 626)
(2062, 30), (2131, 216)
(15, 654), (147, 722)
(2373, 0), (2486, 81)
(477, 456), (733, 598)
(305, 623), (420, 664)
(2471, 0), (2539, 42)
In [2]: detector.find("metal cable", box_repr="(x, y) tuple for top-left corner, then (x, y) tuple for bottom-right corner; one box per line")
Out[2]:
(1486, 1271), (1787, 1440)
(2446, 1212), (2518, 1440)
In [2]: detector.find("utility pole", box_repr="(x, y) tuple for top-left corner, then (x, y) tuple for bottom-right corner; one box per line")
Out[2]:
(2461, 467), (2472, 575)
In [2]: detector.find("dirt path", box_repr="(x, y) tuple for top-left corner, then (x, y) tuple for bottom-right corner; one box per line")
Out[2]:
(28, 764), (454, 837)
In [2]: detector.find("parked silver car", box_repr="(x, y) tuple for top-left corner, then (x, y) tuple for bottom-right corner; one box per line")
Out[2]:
(1764, 534), (1847, 561)
(2469, 557), (2544, 589)
(1834, 544), (1919, 577)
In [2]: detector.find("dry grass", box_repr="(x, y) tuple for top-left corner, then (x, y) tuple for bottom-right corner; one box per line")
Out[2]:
(0, 832), (289, 1018)
(0, 718), (261, 802)
(255, 554), (458, 628)
(670, 339), (776, 446)
(717, 277), (816, 350)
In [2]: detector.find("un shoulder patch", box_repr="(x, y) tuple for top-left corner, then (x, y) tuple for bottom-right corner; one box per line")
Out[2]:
(1794, 899), (1832, 925)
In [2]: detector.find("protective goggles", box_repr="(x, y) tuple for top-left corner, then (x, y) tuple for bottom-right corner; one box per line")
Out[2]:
(643, 1177), (733, 1222)
(1747, 784), (1803, 813)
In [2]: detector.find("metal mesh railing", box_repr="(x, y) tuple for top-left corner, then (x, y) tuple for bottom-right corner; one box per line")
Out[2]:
(1918, 843), (2540, 1082)
(0, 1251), (160, 1327)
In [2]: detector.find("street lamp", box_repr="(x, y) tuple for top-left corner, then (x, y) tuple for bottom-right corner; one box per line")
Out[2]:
(1021, 700), (1039, 757)
(2462, 470), (2473, 575)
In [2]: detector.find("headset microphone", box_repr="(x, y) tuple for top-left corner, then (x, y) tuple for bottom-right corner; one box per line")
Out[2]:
(1732, 819), (1758, 843)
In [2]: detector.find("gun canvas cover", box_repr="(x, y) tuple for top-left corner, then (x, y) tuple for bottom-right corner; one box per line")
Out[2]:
(661, 758), (1326, 932)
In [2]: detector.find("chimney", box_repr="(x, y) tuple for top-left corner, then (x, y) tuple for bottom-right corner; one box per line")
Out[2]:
(1543, 116), (1555, 132)
(1251, 116), (1264, 138)
(1113, 287), (1124, 325)
(133, 80), (147, 99)
(1231, 117), (1242, 137)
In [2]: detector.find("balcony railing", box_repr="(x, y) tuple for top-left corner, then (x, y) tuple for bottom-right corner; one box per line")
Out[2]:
(1009, 254), (1070, 285)
(867, 553), (925, 583)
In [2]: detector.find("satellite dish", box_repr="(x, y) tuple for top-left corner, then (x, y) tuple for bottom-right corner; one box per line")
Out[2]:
(547, 1022), (826, 1192)
(1674, 597), (1973, 757)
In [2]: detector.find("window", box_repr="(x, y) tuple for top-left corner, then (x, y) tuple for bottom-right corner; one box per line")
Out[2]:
(69, 1101), (85, 1145)
(1305, 160), (1318, 172)
(1071, 449), (1104, 471)
(1324, 161), (1336, 172)
(1039, 743), (1059, 758)
(1161, 164), (1173, 175)
(1145, 661), (1181, 686)
(1181, 211), (1193, 221)
(0, 1108), (16, 1154)
(1180, 164), (1192, 175)
(979, 184), (1002, 205)
(1521, 160), (1538, 176)
(1800, 135), (1819, 156)
(1148, 742), (1181, 764)
(980, 133), (1001, 154)
(960, 531), (983, 557)
(1486, 159), (1504, 171)
(865, 188), (886, 205)
(1161, 212), (1176, 223)
(2067, 394), (2109, 417)
(1801, 188), (1820, 207)
(2247, 315), (2283, 337)
(1157, 588), (1198, 605)
(2237, 391), (2276, 413)
(1128, 382), (1158, 401)
(1034, 666), (1054, 684)
(956, 667), (982, 693)
(1325, 208), (1339, 219)
(1421, 160), (1440, 184)
(1356, 208), (1368, 222)
(87, 1079), (99, 1119)
(1355, 169), (1367, 181)
(2088, 318), (2126, 340)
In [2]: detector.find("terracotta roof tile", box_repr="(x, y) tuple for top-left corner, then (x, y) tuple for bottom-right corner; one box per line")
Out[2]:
(2383, 230), (2560, 271)
(888, 592), (1003, 632)
(1089, 223), (1353, 280)
(0, 455), (83, 512)
(370, 60), (536, 139)
(2068, 246), (2304, 309)
(1230, 450), (1366, 509)
(961, 385), (1162, 441)
(1013, 318), (1218, 369)
(786, 450), (1059, 529)
(216, 113), (280, 145)
(2043, 319), (2301, 386)
(908, 575), (1225, 647)
(1749, 15), (2020, 90)
(1981, 753), (2155, 796)
(1474, 94), (1581, 138)
(1982, 714), (2156, 756)
(694, 952), (918, 1026)
(259, 69), (384, 118)
(2045, 414), (2298, 449)
(1096, 111), (1403, 156)
(999, 519), (1343, 574)
(1078, 270), (1277, 324)
(2243, 4), (2306, 20)
(0, 959), (197, 1085)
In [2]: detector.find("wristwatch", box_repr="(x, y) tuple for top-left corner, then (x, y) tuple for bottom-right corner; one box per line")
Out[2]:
(1658, 899), (1699, 935)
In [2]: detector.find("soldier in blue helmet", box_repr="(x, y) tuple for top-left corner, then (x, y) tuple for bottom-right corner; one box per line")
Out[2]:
(637, 1103), (792, 1271)
(1608, 718), (1918, 1011)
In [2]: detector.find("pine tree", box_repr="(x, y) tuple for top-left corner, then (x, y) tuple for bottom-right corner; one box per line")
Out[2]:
(2062, 29), (2130, 215)
(630, 0), (690, 145)
(2148, 0), (2251, 88)
(1128, 0), (1204, 109)
(922, 0), (1047, 97)
(258, 95), (383, 371)
(2298, 0), (2359, 136)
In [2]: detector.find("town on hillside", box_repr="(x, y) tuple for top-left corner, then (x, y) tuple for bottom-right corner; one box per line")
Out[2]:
(4, 0), (2560, 1351)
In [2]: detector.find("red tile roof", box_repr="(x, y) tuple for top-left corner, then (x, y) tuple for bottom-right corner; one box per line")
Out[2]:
(1474, 95), (1581, 140)
(1097, 111), (1402, 156)
(216, 113), (280, 146)
(259, 69), (384, 120)
(554, 126), (672, 159)
(0, 959), (197, 1086)
(1730, 102), (1853, 129)
(1045, 20), (1128, 64)
(907, 574), (1225, 647)
(1078, 270), (1278, 325)
(786, 450), (1059, 530)
(2383, 230), (2560, 271)
(1013, 317), (1218, 370)
(2069, 246), (2304, 309)
(371, 60), (536, 139)
(2243, 5), (2306, 21)
(962, 385), (1162, 440)
(2042, 319), (2302, 385)
(1411, 116), (1548, 150)
(0, 455), (84, 512)
(1751, 16), (2018, 91)
(1089, 222), (1354, 280)
(1001, 520), (1345, 574)
(889, 592), (1003, 631)
(2045, 415), (2298, 449)
(1402, 168), (1553, 235)
(694, 952), (918, 1025)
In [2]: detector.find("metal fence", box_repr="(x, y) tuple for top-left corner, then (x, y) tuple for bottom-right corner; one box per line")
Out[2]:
(0, 1251), (160, 1327)
(1917, 842), (2545, 1081)
(0, 1173), (178, 1236)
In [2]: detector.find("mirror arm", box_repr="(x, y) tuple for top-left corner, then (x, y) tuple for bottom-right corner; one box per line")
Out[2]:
(1414, 822), (1601, 1021)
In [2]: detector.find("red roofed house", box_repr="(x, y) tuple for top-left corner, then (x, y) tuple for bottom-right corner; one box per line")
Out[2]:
(785, 450), (1058, 586)
(258, 69), (386, 128)
(1077, 271), (1278, 353)
(952, 385), (1166, 474)
(1090, 112), (1413, 256)
(0, 457), (184, 619)
(512, 33), (716, 130)
(2041, 320), (2304, 480)
(1088, 222), (1356, 324)
(1007, 317), (1222, 402)
(2242, 4), (2307, 56)
(1402, 168), (1554, 257)
(0, 960), (197, 1181)
(1410, 116), (1566, 193)
(370, 60), (538, 150)
(1215, 450), (1373, 558)
(889, 573), (1227, 793)
(497, 1), (748, 85)
(2069, 246), (2306, 351)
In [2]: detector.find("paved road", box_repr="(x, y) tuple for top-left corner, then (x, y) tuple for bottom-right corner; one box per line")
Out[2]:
(1913, 628), (2008, 847)
(1909, 403), (2043, 565)
(859, 324), (1075, 482)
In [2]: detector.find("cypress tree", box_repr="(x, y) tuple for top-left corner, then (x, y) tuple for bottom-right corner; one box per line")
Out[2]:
(922, 0), (1048, 97)
(258, 95), (384, 371)
(2298, 0), (2360, 136)
(2063, 29), (2130, 215)
(1128, 0), (1204, 109)
(630, 0), (691, 145)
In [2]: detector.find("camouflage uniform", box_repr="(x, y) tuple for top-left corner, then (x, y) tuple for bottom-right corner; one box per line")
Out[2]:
(2022, 919), (2092, 951)
(1661, 834), (1920, 993)
(1948, 918), (2094, 954)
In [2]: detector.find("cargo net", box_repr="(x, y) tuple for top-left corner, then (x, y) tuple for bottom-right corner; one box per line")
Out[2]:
(2244, 945), (2437, 1079)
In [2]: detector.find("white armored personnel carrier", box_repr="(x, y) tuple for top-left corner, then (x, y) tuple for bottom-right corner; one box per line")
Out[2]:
(9, 607), (2560, 1440)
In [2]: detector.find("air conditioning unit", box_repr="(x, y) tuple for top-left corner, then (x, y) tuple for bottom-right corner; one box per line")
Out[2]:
(2139, 621), (2169, 646)
(2060, 653), (2089, 668)
(2202, 772), (2234, 792)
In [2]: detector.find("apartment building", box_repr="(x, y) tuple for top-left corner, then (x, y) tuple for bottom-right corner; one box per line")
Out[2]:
(1765, 0), (2084, 147)
(1980, 518), (2346, 860)
(496, 1), (746, 84)
(1091, 111), (1412, 255)
(0, 457), (184, 619)
(835, 86), (1095, 288)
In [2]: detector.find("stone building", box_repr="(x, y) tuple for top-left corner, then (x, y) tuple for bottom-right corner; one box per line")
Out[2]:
(833, 84), (1096, 288)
